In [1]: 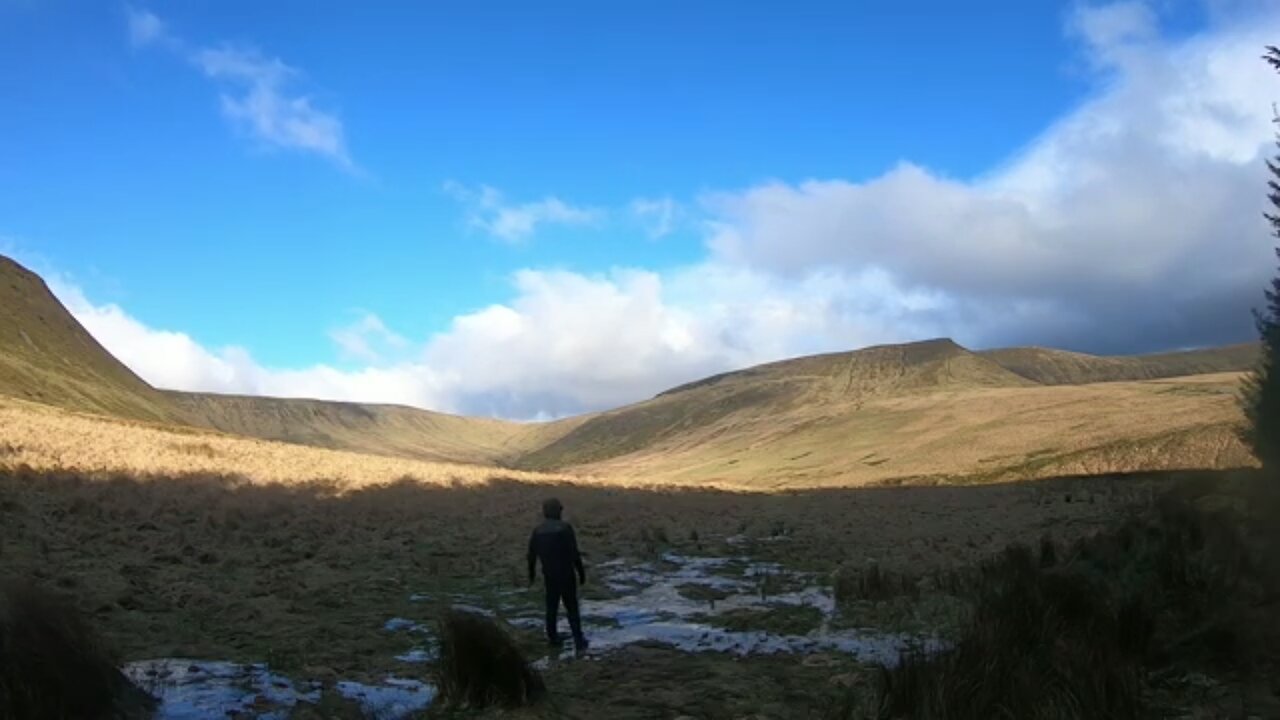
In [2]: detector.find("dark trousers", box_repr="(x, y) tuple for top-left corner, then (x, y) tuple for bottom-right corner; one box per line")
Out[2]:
(544, 575), (584, 643)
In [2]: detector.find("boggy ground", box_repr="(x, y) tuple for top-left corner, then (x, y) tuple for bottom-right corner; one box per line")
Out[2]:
(2, 457), (1206, 718)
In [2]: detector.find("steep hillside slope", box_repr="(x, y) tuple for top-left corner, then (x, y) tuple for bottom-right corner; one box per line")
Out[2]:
(514, 339), (1253, 486)
(0, 254), (1257, 486)
(0, 255), (577, 464)
(981, 344), (1257, 385)
(166, 391), (583, 465)
(0, 256), (181, 422)
(565, 372), (1251, 488)
(516, 339), (1036, 471)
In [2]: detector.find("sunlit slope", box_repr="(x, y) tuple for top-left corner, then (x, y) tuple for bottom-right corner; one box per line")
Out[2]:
(514, 338), (1254, 486)
(0, 253), (1258, 484)
(515, 339), (1037, 471)
(165, 391), (584, 465)
(0, 256), (181, 422)
(569, 373), (1251, 487)
(981, 344), (1258, 385)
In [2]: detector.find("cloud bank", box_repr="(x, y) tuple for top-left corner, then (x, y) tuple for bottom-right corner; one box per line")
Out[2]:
(64, 1), (1280, 419)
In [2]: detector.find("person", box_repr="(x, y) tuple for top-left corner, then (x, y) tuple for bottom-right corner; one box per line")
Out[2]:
(527, 497), (589, 655)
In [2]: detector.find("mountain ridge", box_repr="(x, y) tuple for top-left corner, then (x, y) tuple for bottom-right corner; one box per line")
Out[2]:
(0, 253), (1259, 482)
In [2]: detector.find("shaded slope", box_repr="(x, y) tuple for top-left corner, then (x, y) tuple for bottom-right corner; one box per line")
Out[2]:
(981, 344), (1258, 385)
(516, 339), (1035, 471)
(0, 256), (180, 422)
(165, 391), (582, 465)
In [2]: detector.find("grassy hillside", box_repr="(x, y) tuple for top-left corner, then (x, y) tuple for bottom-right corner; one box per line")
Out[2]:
(0, 255), (576, 465)
(514, 338), (1254, 486)
(981, 343), (1258, 385)
(0, 256), (181, 423)
(563, 372), (1252, 488)
(166, 391), (583, 465)
(517, 339), (1038, 472)
(0, 254), (1260, 485)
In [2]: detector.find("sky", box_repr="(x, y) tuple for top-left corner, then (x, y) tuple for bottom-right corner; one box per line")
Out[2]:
(1, 0), (1279, 420)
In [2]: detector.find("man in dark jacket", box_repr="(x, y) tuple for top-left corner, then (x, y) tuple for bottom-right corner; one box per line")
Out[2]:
(527, 497), (589, 655)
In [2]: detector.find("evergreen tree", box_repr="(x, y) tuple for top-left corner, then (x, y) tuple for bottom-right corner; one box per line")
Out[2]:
(1241, 47), (1280, 469)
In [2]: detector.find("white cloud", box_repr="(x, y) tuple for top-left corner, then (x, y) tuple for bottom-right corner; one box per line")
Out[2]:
(631, 197), (680, 239)
(193, 47), (355, 170)
(48, 265), (930, 420)
(1068, 0), (1158, 69)
(126, 9), (355, 171)
(51, 280), (257, 393)
(702, 1), (1280, 354)
(52, 1), (1280, 418)
(444, 182), (601, 242)
(329, 312), (410, 363)
(126, 6), (167, 48)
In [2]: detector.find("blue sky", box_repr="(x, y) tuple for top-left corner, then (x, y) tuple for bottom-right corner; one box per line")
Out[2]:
(2, 1), (1278, 419)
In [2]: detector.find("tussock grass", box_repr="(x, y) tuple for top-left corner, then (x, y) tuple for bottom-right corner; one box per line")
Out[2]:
(0, 395), (576, 491)
(833, 563), (920, 604)
(435, 608), (544, 708)
(878, 546), (1144, 720)
(0, 579), (152, 720)
(876, 487), (1279, 719)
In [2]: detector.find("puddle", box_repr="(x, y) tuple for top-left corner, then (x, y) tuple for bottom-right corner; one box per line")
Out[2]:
(122, 659), (322, 720)
(523, 552), (944, 666)
(395, 647), (438, 664)
(336, 678), (437, 718)
(383, 617), (428, 633)
(121, 553), (938, 718)
(124, 659), (438, 720)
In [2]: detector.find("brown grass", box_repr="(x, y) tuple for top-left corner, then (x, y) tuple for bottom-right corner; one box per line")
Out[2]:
(0, 580), (153, 719)
(2, 386), (1273, 717)
(565, 372), (1255, 488)
(436, 608), (544, 709)
(874, 480), (1280, 720)
(0, 395), (579, 491)
(0, 462), (1171, 678)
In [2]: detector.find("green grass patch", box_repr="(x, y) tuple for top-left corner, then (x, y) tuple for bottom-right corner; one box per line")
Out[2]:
(692, 604), (825, 636)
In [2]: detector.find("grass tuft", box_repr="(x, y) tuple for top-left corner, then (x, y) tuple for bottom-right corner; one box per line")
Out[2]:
(435, 608), (545, 709)
(834, 563), (920, 605)
(0, 579), (153, 720)
(875, 492), (1275, 719)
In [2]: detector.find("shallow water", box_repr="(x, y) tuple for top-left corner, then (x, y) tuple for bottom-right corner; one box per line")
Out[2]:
(526, 551), (943, 666)
(122, 659), (322, 720)
(122, 551), (939, 718)
(394, 646), (438, 664)
(335, 678), (437, 717)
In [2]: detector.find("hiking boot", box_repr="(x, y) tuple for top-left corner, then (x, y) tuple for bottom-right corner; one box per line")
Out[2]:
(547, 632), (564, 647)
(573, 635), (589, 656)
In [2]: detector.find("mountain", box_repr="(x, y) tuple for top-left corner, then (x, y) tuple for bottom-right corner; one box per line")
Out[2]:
(0, 256), (181, 423)
(511, 339), (1254, 485)
(164, 391), (580, 465)
(0, 254), (1259, 486)
(516, 338), (1035, 471)
(0, 255), (573, 463)
(981, 344), (1259, 385)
